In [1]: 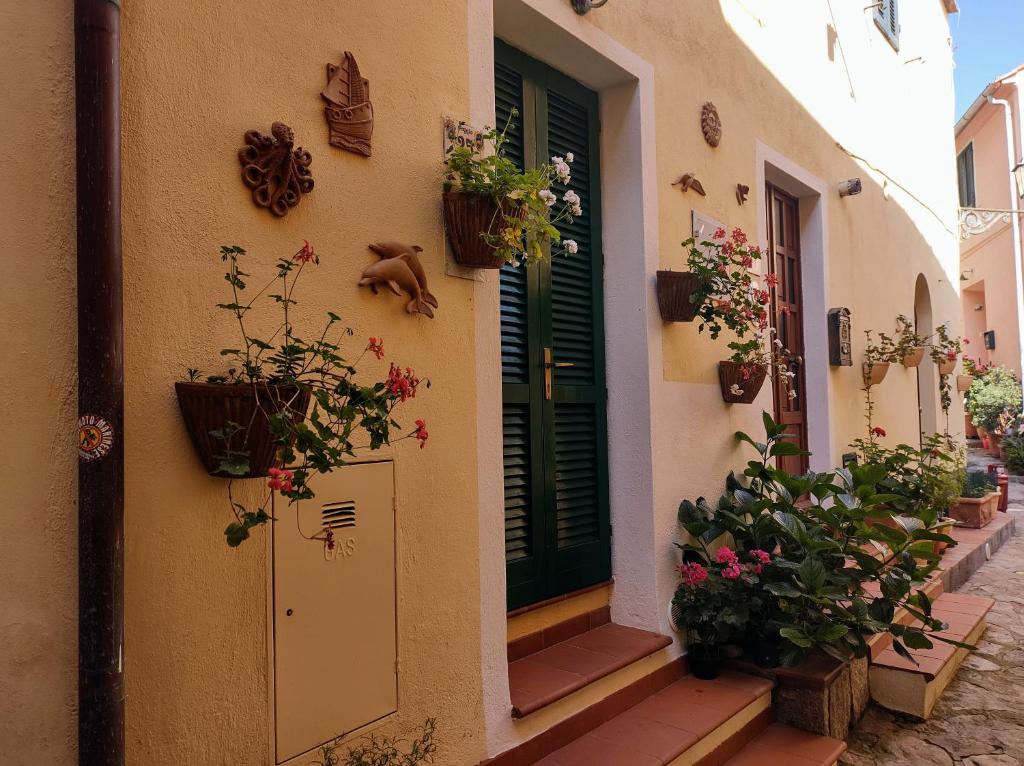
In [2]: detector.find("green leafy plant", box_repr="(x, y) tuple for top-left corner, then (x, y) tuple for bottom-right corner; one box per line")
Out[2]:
(313, 719), (437, 766)
(1003, 434), (1024, 475)
(892, 314), (928, 361)
(443, 111), (580, 265)
(676, 413), (966, 668)
(930, 324), (966, 420)
(961, 470), (997, 499)
(966, 366), (1022, 432)
(190, 244), (429, 547)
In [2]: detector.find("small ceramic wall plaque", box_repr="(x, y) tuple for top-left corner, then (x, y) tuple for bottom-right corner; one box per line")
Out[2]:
(322, 51), (373, 157)
(238, 122), (314, 217)
(672, 172), (706, 196)
(701, 102), (722, 147)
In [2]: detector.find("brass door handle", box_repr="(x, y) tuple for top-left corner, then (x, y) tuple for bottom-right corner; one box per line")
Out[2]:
(543, 347), (575, 399)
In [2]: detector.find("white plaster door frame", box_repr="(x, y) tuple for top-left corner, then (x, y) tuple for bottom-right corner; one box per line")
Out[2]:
(755, 142), (834, 472)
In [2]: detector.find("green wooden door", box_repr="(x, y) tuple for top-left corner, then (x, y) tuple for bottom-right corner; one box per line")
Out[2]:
(496, 41), (610, 611)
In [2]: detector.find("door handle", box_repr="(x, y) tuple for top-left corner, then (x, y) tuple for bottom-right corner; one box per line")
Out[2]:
(544, 347), (575, 399)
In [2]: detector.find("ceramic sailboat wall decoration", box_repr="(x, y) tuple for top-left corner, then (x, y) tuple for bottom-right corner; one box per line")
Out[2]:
(322, 51), (373, 157)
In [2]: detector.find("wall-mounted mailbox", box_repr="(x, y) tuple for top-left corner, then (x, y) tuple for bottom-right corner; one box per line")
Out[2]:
(274, 460), (397, 763)
(984, 330), (996, 350)
(828, 308), (853, 366)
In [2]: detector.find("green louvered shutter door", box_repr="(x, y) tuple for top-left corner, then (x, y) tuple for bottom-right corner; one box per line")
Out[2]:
(496, 40), (609, 610)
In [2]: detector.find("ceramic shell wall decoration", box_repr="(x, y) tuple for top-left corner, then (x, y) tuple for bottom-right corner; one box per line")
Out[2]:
(238, 122), (314, 217)
(701, 102), (722, 147)
(359, 244), (435, 318)
(322, 51), (373, 157)
(672, 173), (706, 196)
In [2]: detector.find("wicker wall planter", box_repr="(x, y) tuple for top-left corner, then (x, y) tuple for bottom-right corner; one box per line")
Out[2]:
(718, 361), (767, 404)
(957, 374), (975, 392)
(442, 191), (521, 269)
(175, 382), (311, 478)
(862, 361), (890, 386)
(937, 358), (956, 375)
(655, 271), (701, 322)
(900, 347), (926, 367)
(948, 491), (1000, 529)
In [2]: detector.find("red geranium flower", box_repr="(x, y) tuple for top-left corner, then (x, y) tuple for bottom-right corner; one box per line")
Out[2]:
(871, 426), (886, 438)
(413, 419), (429, 448)
(367, 337), (385, 360)
(293, 240), (317, 264)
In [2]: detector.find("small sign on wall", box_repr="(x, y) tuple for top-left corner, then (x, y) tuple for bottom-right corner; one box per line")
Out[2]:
(691, 209), (725, 241)
(828, 307), (853, 366)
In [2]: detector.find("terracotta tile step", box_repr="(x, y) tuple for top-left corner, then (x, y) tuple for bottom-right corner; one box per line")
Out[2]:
(509, 622), (672, 718)
(869, 592), (993, 719)
(722, 723), (846, 766)
(534, 670), (773, 765)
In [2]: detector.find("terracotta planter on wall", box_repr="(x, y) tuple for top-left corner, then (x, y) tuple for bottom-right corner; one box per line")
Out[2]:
(175, 382), (311, 478)
(442, 191), (520, 269)
(901, 347), (926, 367)
(957, 374), (975, 392)
(937, 358), (956, 375)
(718, 361), (767, 404)
(656, 271), (701, 322)
(862, 361), (890, 386)
(948, 491), (1000, 529)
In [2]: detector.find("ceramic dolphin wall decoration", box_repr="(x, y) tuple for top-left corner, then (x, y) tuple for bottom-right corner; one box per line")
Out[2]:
(358, 255), (435, 318)
(367, 242), (438, 309)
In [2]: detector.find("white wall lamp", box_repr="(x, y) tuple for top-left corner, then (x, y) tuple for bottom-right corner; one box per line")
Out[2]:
(838, 178), (863, 198)
(571, 0), (609, 14)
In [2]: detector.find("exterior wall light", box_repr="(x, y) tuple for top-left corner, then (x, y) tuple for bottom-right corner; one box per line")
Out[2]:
(571, 0), (609, 14)
(838, 178), (863, 197)
(1013, 162), (1024, 199)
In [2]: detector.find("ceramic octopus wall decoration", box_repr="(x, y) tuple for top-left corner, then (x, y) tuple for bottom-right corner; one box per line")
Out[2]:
(238, 122), (314, 217)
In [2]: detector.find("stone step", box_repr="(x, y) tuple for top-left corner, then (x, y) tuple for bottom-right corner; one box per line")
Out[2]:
(509, 621), (672, 718)
(869, 592), (994, 719)
(722, 723), (847, 766)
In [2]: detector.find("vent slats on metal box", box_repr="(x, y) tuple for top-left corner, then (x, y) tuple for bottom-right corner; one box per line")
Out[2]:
(321, 500), (356, 529)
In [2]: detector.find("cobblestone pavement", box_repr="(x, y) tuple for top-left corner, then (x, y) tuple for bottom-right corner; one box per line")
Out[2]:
(841, 511), (1024, 765)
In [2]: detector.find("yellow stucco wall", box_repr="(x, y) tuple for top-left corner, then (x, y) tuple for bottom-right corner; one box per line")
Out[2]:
(1, 1), (962, 764)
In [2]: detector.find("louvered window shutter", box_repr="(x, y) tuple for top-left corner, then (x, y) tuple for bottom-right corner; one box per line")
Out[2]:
(957, 145), (976, 208)
(874, 0), (900, 51)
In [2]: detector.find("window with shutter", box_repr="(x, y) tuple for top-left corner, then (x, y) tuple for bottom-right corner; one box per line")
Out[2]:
(873, 0), (900, 51)
(495, 40), (610, 610)
(957, 144), (976, 208)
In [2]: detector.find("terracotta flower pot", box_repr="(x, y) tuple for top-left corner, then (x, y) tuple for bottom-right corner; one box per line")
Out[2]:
(688, 641), (721, 680)
(957, 374), (975, 392)
(965, 415), (978, 439)
(948, 491), (1000, 529)
(901, 346), (926, 367)
(931, 519), (956, 555)
(718, 361), (767, 404)
(656, 271), (702, 322)
(862, 361), (890, 386)
(442, 191), (522, 269)
(990, 432), (1004, 458)
(175, 382), (311, 478)
(937, 358), (956, 375)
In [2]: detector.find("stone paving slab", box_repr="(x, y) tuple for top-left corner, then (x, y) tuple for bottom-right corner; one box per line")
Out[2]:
(841, 510), (1024, 765)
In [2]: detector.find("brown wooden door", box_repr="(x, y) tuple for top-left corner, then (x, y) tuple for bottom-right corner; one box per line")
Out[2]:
(766, 185), (809, 474)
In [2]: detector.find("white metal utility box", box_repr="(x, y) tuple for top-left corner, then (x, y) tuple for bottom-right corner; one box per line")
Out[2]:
(273, 460), (397, 763)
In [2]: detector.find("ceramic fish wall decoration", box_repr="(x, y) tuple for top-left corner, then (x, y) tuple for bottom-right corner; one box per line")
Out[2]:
(358, 255), (435, 318)
(322, 51), (373, 157)
(672, 172), (706, 196)
(238, 122), (314, 217)
(368, 242), (439, 309)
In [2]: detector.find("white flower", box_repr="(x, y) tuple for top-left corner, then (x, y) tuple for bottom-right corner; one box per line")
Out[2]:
(563, 190), (582, 216)
(563, 239), (579, 254)
(551, 156), (564, 164)
(788, 389), (798, 399)
(538, 189), (557, 207)
(555, 162), (571, 183)
(774, 338), (783, 348)
(730, 384), (745, 396)
(565, 152), (574, 163)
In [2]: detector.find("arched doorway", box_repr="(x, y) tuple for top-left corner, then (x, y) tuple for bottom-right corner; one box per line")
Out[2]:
(915, 274), (938, 439)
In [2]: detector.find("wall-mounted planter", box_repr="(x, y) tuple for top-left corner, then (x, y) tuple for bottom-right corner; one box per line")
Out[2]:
(718, 361), (767, 404)
(862, 361), (890, 386)
(656, 271), (701, 322)
(948, 491), (1000, 529)
(442, 191), (520, 269)
(937, 358), (956, 375)
(957, 374), (975, 392)
(175, 382), (311, 478)
(900, 347), (926, 367)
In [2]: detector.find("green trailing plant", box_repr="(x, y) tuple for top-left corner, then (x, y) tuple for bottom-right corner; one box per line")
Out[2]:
(966, 366), (1022, 432)
(930, 325), (966, 424)
(892, 314), (928, 361)
(443, 111), (581, 265)
(961, 470), (997, 499)
(190, 244), (429, 547)
(676, 413), (966, 668)
(313, 719), (438, 766)
(1002, 434), (1024, 475)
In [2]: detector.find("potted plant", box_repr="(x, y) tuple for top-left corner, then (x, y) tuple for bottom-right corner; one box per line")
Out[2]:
(442, 112), (581, 268)
(931, 324), (964, 376)
(966, 366), (1022, 454)
(179, 243), (429, 547)
(894, 314), (928, 367)
(862, 329), (897, 386)
(949, 471), (1000, 528)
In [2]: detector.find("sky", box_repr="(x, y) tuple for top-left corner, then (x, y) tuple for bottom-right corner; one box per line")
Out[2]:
(951, 0), (1024, 120)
